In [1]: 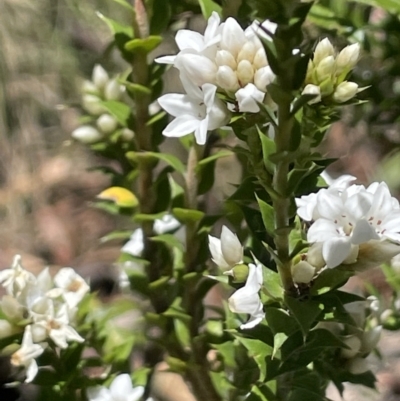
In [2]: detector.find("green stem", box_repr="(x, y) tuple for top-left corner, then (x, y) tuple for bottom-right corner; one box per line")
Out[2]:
(273, 93), (296, 295)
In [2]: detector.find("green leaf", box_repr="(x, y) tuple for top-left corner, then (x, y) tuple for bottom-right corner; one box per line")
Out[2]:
(235, 337), (273, 381)
(150, 0), (171, 34)
(256, 195), (275, 237)
(172, 208), (205, 223)
(127, 151), (185, 174)
(151, 233), (184, 252)
(96, 12), (133, 36)
(212, 341), (236, 368)
(350, 0), (400, 14)
(285, 296), (322, 336)
(196, 150), (233, 169)
(174, 318), (191, 349)
(124, 36), (163, 53)
(100, 100), (132, 127)
(257, 125), (276, 173)
(265, 307), (298, 336)
(111, 0), (133, 10)
(262, 266), (284, 300)
(272, 332), (287, 359)
(198, 0), (222, 19)
(311, 268), (353, 295)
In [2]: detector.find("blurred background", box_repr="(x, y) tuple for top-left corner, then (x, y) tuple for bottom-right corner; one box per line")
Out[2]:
(1, 0), (400, 399)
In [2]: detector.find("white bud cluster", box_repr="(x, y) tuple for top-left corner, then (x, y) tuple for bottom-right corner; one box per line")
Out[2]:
(72, 65), (134, 144)
(302, 38), (361, 104)
(0, 255), (89, 382)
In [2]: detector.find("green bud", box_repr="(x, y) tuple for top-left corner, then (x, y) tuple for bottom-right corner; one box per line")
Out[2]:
(225, 264), (249, 283)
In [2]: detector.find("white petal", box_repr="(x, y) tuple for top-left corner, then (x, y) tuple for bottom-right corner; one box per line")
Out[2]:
(208, 236), (230, 269)
(204, 12), (222, 45)
(323, 237), (352, 268)
(221, 18), (246, 57)
(220, 226), (243, 266)
(175, 54), (217, 86)
(25, 359), (39, 383)
(87, 386), (111, 401)
(122, 229), (144, 256)
(110, 374), (133, 398)
(175, 30), (204, 52)
(351, 219), (380, 244)
(307, 219), (339, 243)
(158, 94), (201, 117)
(128, 386), (145, 401)
(162, 115), (201, 138)
(154, 55), (176, 64)
(194, 116), (209, 145)
(207, 98), (230, 130)
(316, 190), (343, 219)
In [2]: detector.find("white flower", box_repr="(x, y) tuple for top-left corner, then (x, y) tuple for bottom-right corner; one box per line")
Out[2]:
(158, 80), (230, 145)
(51, 268), (90, 309)
(11, 325), (44, 383)
(301, 84), (321, 104)
(154, 214), (180, 234)
(291, 261), (315, 284)
(122, 229), (144, 257)
(0, 255), (35, 297)
(298, 181), (400, 268)
(31, 303), (84, 349)
(228, 263), (264, 329)
(313, 38), (335, 66)
(87, 373), (145, 401)
(335, 43), (360, 75)
(208, 226), (243, 269)
(105, 79), (123, 101)
(235, 83), (265, 113)
(156, 12), (222, 65)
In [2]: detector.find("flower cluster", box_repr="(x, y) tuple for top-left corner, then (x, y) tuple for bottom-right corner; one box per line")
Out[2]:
(302, 38), (361, 104)
(72, 65), (134, 144)
(0, 255), (89, 382)
(157, 13), (276, 144)
(296, 177), (400, 270)
(209, 226), (265, 329)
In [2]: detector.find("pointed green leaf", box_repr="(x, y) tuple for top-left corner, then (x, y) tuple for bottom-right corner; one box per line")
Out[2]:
(198, 0), (222, 19)
(256, 195), (275, 237)
(124, 36), (163, 53)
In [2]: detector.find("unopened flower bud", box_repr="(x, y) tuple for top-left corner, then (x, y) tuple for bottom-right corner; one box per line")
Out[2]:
(313, 38), (335, 66)
(237, 41), (256, 63)
(254, 66), (275, 91)
(333, 81), (358, 103)
(82, 94), (106, 116)
(121, 128), (135, 141)
(347, 357), (369, 375)
(292, 261), (315, 284)
(253, 48), (268, 70)
(301, 84), (321, 104)
(92, 65), (109, 90)
(340, 335), (361, 359)
(224, 264), (249, 283)
(82, 80), (99, 95)
(319, 77), (335, 96)
(105, 79), (123, 101)
(237, 60), (254, 86)
(307, 243), (325, 269)
(361, 325), (382, 354)
(316, 56), (335, 82)
(380, 309), (392, 323)
(97, 114), (118, 134)
(0, 320), (17, 339)
(216, 50), (237, 70)
(1, 295), (24, 322)
(72, 126), (103, 144)
(335, 43), (360, 75)
(216, 66), (240, 92)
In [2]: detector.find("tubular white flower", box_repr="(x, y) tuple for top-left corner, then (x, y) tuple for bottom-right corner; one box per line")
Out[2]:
(254, 66), (275, 91)
(216, 66), (240, 92)
(208, 226), (243, 269)
(292, 261), (315, 284)
(220, 18), (247, 58)
(82, 94), (106, 116)
(316, 56), (335, 82)
(228, 263), (264, 329)
(104, 79), (123, 101)
(216, 50), (237, 69)
(11, 325), (44, 383)
(237, 60), (255, 86)
(87, 373), (145, 401)
(122, 228), (144, 257)
(154, 214), (181, 234)
(175, 53), (218, 86)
